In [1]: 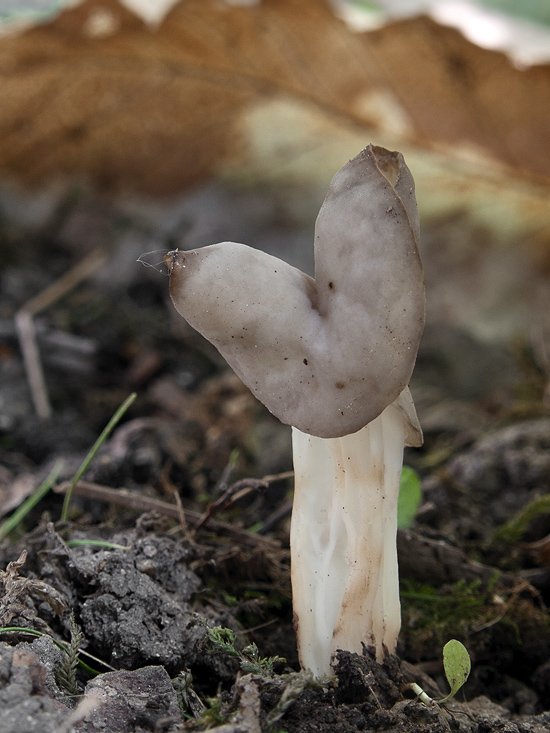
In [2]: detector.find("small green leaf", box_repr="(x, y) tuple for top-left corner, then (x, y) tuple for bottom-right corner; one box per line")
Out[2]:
(440, 639), (471, 703)
(397, 466), (422, 529)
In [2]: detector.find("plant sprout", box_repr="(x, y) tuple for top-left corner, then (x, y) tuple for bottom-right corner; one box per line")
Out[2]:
(409, 639), (471, 705)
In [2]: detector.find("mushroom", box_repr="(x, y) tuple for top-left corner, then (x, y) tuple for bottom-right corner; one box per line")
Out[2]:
(165, 145), (425, 677)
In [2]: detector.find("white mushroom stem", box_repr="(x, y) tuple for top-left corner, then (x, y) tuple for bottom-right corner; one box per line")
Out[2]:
(290, 402), (406, 678)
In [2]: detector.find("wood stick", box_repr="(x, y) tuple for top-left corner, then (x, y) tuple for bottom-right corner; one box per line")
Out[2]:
(54, 480), (282, 550)
(15, 248), (108, 418)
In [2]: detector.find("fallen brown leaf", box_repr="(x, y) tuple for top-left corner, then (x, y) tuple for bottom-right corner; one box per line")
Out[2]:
(0, 0), (548, 195)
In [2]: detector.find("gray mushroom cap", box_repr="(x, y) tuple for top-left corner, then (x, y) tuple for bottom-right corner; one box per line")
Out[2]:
(166, 145), (425, 439)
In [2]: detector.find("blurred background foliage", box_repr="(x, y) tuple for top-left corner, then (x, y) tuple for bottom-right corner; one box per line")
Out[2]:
(0, 0), (549, 353)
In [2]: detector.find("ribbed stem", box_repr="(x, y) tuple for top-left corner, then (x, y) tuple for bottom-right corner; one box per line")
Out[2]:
(290, 404), (405, 677)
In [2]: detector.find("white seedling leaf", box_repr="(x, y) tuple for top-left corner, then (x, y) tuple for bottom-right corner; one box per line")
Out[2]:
(439, 639), (471, 703)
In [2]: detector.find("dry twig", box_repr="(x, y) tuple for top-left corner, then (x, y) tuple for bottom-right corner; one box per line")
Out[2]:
(194, 471), (293, 530)
(15, 248), (108, 418)
(54, 480), (282, 550)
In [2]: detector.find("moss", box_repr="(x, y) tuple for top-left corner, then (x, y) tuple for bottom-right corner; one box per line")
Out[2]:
(400, 577), (550, 691)
(493, 493), (550, 545)
(400, 578), (498, 661)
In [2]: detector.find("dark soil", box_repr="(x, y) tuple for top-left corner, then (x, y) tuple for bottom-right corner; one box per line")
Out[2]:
(1, 187), (550, 732)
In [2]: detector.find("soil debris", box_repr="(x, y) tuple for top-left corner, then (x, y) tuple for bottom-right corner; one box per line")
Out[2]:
(1, 190), (550, 732)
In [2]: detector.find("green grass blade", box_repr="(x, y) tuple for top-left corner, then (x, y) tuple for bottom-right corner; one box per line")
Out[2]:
(67, 539), (131, 550)
(0, 460), (63, 541)
(0, 626), (109, 676)
(61, 392), (136, 522)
